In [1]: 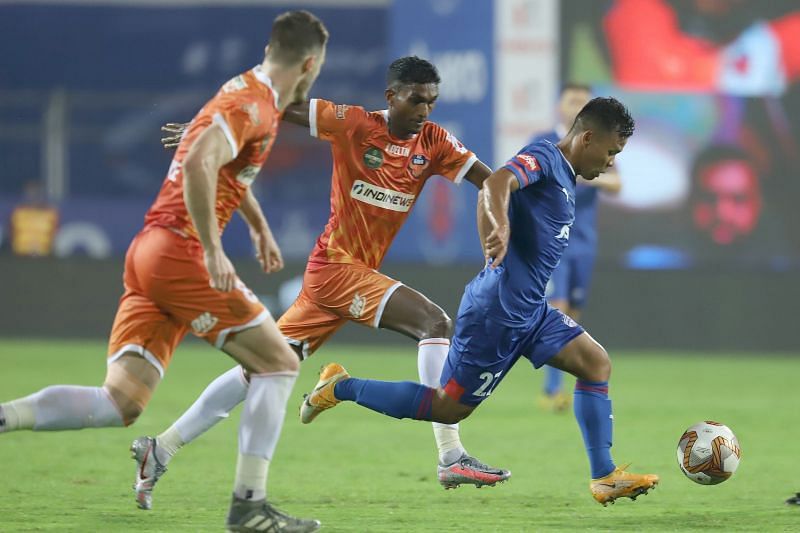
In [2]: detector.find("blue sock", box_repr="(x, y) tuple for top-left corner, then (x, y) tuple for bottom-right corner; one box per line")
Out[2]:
(334, 378), (434, 421)
(544, 366), (563, 395)
(573, 380), (615, 478)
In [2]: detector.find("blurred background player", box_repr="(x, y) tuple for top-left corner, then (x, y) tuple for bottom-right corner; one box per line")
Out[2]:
(530, 83), (621, 412)
(132, 56), (508, 509)
(9, 180), (59, 257)
(300, 97), (660, 506)
(0, 10), (328, 532)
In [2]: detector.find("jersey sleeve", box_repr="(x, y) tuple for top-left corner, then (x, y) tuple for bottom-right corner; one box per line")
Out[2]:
(205, 94), (274, 159)
(309, 98), (367, 141)
(502, 149), (547, 189)
(430, 125), (478, 184)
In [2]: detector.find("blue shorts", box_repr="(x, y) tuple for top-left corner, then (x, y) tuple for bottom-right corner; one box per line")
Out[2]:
(440, 290), (584, 407)
(546, 253), (596, 308)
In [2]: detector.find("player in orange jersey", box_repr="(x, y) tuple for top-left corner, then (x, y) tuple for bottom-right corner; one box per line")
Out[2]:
(0, 11), (328, 532)
(135, 56), (510, 506)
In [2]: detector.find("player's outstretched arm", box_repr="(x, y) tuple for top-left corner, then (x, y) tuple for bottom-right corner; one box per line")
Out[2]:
(239, 189), (284, 274)
(482, 168), (519, 267)
(476, 189), (492, 263)
(281, 102), (311, 128)
(183, 124), (238, 291)
(463, 160), (493, 189)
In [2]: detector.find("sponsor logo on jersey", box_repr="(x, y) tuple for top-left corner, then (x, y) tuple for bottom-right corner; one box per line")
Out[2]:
(350, 180), (415, 212)
(167, 160), (182, 182)
(411, 154), (427, 165)
(191, 312), (218, 335)
(385, 143), (410, 157)
(516, 154), (539, 172)
(222, 75), (248, 93)
(241, 103), (261, 126)
(561, 187), (570, 203)
(445, 131), (468, 154)
(349, 293), (366, 319)
(556, 224), (571, 240)
(363, 147), (384, 169)
(562, 314), (578, 328)
(236, 165), (261, 186)
(335, 104), (349, 120)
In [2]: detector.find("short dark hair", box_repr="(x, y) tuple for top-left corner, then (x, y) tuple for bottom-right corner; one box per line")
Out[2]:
(573, 97), (635, 138)
(560, 82), (592, 95)
(387, 56), (441, 88)
(266, 10), (329, 65)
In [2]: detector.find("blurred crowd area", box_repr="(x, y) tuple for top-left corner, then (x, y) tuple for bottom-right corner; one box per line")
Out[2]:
(1, 0), (798, 270)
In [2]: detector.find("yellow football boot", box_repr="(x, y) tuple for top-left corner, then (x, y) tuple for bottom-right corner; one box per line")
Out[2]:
(299, 363), (349, 424)
(590, 465), (659, 506)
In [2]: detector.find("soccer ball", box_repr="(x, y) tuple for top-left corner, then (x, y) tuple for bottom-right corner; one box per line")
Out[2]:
(677, 421), (741, 485)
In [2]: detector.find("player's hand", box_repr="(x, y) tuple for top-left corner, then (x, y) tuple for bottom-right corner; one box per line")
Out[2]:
(250, 226), (284, 274)
(485, 224), (510, 268)
(161, 122), (189, 150)
(204, 248), (237, 292)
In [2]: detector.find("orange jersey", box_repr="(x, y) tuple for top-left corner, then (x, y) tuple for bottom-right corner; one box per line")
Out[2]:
(144, 66), (281, 239)
(307, 98), (478, 268)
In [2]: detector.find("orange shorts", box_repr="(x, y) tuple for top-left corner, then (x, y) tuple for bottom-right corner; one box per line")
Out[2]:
(277, 262), (403, 358)
(107, 227), (268, 375)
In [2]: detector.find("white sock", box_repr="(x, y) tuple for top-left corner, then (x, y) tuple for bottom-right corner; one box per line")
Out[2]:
(418, 338), (466, 465)
(234, 453), (270, 502)
(234, 371), (297, 500)
(1, 386), (123, 431)
(157, 366), (248, 465)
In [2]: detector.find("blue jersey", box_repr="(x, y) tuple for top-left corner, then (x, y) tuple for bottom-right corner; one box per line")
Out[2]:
(469, 140), (576, 324)
(530, 130), (599, 255)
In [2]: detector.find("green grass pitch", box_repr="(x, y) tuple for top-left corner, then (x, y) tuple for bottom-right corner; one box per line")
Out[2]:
(1, 339), (798, 531)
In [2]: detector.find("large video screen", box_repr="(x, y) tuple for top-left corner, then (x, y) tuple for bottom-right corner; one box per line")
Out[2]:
(561, 0), (800, 270)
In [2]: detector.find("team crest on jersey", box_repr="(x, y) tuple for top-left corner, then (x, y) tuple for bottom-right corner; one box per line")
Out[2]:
(408, 154), (430, 179)
(241, 103), (261, 126)
(516, 154), (539, 172)
(222, 75), (248, 93)
(335, 104), (349, 120)
(363, 147), (384, 169)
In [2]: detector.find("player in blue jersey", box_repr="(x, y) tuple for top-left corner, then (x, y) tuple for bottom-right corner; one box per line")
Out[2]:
(531, 84), (622, 413)
(299, 97), (659, 505)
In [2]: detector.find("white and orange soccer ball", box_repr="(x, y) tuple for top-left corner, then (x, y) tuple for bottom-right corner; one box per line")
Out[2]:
(677, 421), (741, 485)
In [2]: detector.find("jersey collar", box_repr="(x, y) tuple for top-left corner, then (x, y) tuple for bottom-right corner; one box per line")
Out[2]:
(252, 65), (280, 106)
(546, 140), (577, 178)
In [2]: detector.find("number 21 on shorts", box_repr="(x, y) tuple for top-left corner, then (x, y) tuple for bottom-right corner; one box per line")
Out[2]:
(473, 370), (502, 398)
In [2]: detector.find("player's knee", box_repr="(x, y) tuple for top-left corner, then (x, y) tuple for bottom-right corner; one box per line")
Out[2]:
(103, 357), (157, 426)
(586, 345), (611, 382)
(104, 386), (148, 426)
(423, 307), (453, 339)
(437, 411), (467, 425)
(431, 393), (471, 424)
